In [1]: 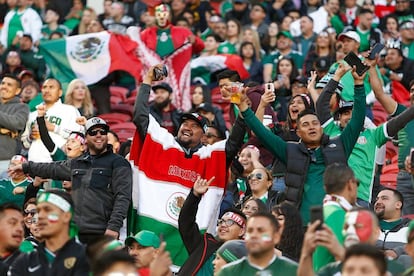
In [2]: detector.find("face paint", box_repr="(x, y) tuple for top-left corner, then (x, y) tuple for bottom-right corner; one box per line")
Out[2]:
(155, 4), (170, 28)
(261, 234), (272, 242)
(343, 210), (373, 247)
(47, 213), (60, 222)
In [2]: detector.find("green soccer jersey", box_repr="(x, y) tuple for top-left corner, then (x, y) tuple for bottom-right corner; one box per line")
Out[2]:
(218, 255), (298, 276)
(393, 104), (414, 169)
(402, 41), (414, 60)
(327, 62), (382, 101)
(323, 120), (389, 202)
(218, 41), (236, 54)
(40, 24), (70, 39)
(356, 29), (370, 52)
(0, 178), (32, 207)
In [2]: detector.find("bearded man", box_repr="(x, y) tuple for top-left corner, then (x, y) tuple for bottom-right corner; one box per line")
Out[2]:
(149, 82), (182, 135)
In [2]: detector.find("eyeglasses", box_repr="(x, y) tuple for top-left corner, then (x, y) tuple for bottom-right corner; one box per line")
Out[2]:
(247, 173), (264, 181)
(24, 209), (36, 216)
(206, 133), (218, 138)
(217, 219), (237, 227)
(87, 128), (108, 136)
(396, 0), (408, 3)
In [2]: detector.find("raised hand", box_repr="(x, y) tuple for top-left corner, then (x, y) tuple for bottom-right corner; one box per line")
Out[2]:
(193, 176), (215, 197)
(315, 224), (345, 261)
(350, 65), (366, 85)
(260, 87), (276, 107)
(76, 116), (87, 126)
(36, 104), (46, 117)
(307, 71), (317, 90)
(150, 241), (173, 276)
(333, 61), (352, 81)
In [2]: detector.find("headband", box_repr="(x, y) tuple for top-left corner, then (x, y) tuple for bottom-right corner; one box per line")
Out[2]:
(37, 192), (72, 212)
(68, 132), (86, 145)
(223, 211), (246, 229)
(11, 155), (27, 163)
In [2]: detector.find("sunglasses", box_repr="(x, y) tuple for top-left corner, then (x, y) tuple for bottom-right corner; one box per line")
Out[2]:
(24, 209), (36, 216)
(217, 219), (238, 227)
(87, 128), (108, 136)
(247, 173), (264, 181)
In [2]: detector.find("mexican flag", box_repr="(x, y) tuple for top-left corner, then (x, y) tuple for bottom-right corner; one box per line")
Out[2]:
(38, 31), (142, 87)
(191, 54), (250, 84)
(128, 116), (227, 270)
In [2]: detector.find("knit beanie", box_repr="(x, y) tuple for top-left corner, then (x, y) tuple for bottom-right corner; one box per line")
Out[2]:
(216, 240), (247, 263)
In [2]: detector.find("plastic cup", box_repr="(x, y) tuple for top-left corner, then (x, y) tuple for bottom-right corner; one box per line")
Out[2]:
(230, 82), (243, 104)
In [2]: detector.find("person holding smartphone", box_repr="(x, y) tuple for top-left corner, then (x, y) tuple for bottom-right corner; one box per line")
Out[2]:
(234, 62), (366, 226)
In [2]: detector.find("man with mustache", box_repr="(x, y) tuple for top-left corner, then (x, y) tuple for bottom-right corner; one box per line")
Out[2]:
(374, 188), (411, 267)
(373, 72), (414, 215)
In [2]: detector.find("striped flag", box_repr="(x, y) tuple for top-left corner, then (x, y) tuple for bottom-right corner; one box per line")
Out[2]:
(38, 31), (142, 87)
(127, 26), (194, 111)
(128, 115), (227, 268)
(191, 54), (250, 84)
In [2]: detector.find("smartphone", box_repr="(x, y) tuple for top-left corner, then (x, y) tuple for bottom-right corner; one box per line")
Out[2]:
(265, 82), (275, 92)
(153, 65), (168, 81)
(368, 43), (385, 60)
(277, 74), (284, 81)
(310, 206), (324, 230)
(344, 52), (369, 76)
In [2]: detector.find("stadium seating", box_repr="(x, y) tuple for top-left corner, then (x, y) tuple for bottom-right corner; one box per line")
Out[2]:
(110, 122), (136, 143)
(99, 112), (132, 126)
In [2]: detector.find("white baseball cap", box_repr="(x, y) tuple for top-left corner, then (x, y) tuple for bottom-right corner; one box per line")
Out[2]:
(338, 31), (361, 43)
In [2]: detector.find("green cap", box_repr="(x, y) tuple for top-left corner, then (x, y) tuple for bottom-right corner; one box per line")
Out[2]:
(125, 230), (160, 248)
(276, 31), (293, 40)
(216, 240), (247, 263)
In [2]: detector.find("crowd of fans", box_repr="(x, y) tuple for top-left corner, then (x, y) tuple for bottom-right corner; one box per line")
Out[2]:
(1, 0), (414, 275)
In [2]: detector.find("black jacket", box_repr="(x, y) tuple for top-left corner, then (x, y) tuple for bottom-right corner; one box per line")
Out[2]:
(0, 250), (21, 275)
(285, 135), (346, 207)
(8, 238), (89, 276)
(22, 146), (132, 234)
(177, 191), (223, 276)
